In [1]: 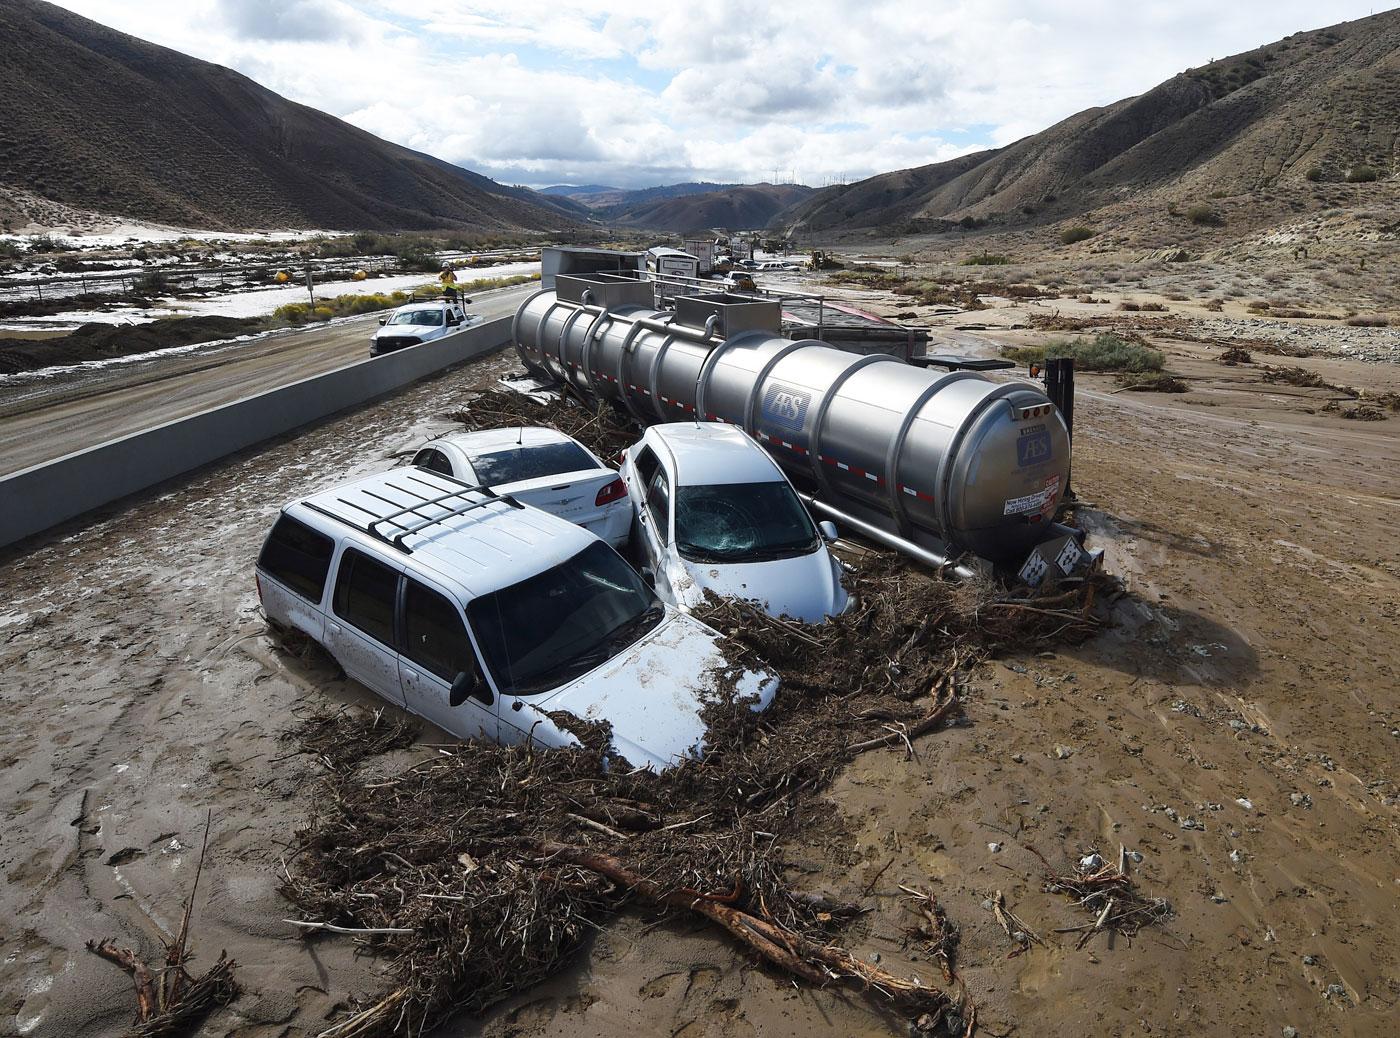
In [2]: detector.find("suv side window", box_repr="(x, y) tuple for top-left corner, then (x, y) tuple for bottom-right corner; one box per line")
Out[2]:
(259, 515), (334, 602)
(645, 469), (671, 543)
(634, 447), (659, 488)
(413, 448), (453, 476)
(333, 548), (399, 645)
(403, 579), (479, 684)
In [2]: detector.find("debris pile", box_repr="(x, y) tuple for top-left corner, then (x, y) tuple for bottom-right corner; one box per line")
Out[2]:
(282, 551), (1108, 1036)
(1031, 846), (1171, 948)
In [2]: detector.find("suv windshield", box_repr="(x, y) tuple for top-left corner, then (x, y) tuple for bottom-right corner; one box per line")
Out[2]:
(469, 441), (599, 485)
(390, 309), (444, 326)
(467, 541), (663, 695)
(674, 481), (819, 563)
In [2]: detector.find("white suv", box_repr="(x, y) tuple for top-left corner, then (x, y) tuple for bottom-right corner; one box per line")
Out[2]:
(370, 300), (479, 356)
(255, 469), (777, 769)
(619, 424), (849, 623)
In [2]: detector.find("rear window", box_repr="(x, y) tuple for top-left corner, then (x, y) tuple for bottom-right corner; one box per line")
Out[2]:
(258, 515), (333, 602)
(332, 548), (398, 645)
(468, 441), (599, 486)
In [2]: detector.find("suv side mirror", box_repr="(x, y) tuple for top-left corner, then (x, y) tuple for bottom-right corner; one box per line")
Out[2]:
(818, 520), (838, 542)
(450, 671), (493, 707)
(378, 317), (388, 326)
(639, 565), (656, 587)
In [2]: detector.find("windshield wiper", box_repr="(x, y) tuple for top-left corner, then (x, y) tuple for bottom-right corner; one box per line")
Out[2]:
(606, 605), (664, 649)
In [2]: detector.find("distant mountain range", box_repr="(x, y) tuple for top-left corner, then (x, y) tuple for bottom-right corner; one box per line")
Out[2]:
(0, 0), (577, 232)
(775, 10), (1400, 239)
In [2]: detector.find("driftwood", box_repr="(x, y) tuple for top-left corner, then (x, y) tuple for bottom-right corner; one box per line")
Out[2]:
(536, 840), (972, 1032)
(86, 811), (238, 1036)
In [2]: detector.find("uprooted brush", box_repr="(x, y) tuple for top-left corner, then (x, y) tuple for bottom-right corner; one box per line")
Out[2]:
(1031, 845), (1172, 948)
(281, 552), (1109, 1037)
(87, 812), (239, 1037)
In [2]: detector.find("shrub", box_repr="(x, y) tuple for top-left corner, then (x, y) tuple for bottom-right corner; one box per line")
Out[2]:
(26, 234), (63, 253)
(134, 269), (169, 295)
(1345, 165), (1379, 183)
(1000, 333), (1165, 373)
(1345, 314), (1389, 327)
(1186, 205), (1225, 226)
(961, 253), (1010, 266)
(1060, 226), (1094, 245)
(1304, 167), (1323, 182)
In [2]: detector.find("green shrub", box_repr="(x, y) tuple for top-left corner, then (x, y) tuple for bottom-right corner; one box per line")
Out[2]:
(1186, 205), (1225, 226)
(1001, 333), (1165, 373)
(1059, 226), (1094, 245)
(961, 253), (1010, 266)
(1304, 167), (1323, 182)
(134, 269), (169, 295)
(1345, 165), (1379, 183)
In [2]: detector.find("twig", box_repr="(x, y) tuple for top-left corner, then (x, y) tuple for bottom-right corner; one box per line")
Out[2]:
(284, 920), (415, 936)
(565, 812), (629, 840)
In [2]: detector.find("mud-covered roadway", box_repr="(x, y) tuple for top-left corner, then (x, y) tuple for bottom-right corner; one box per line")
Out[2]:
(1, 323), (1397, 1037)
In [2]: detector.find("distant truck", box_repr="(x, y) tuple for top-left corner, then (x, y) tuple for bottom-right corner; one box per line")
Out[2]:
(370, 300), (478, 356)
(680, 237), (716, 275)
(646, 247), (700, 280)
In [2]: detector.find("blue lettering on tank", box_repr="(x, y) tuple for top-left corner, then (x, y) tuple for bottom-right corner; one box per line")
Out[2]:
(1017, 430), (1052, 467)
(762, 383), (811, 432)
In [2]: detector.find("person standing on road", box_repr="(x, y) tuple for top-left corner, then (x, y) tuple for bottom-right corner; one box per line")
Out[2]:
(439, 265), (459, 304)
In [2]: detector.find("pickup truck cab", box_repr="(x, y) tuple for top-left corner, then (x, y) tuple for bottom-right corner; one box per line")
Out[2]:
(370, 300), (479, 356)
(255, 469), (776, 769)
(619, 424), (849, 624)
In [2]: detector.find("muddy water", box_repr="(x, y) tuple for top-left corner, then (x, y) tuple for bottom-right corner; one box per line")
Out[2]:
(2, 337), (1398, 1037)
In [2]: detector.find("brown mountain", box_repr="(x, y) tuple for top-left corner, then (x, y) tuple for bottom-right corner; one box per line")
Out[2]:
(607, 184), (815, 233)
(776, 11), (1400, 237)
(0, 0), (578, 232)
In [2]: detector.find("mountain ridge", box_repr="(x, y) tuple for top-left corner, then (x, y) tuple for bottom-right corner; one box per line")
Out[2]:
(0, 0), (577, 233)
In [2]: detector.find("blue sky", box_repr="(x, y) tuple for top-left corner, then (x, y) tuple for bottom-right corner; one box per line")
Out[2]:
(50, 0), (1392, 189)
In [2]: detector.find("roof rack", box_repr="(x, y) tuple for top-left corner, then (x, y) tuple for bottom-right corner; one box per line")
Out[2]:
(303, 471), (523, 553)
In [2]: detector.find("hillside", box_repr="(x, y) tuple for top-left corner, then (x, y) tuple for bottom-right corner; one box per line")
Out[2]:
(542, 182), (748, 211)
(777, 11), (1400, 241)
(605, 184), (815, 233)
(0, 0), (577, 233)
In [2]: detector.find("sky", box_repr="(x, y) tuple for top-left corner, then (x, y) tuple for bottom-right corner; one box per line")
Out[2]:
(47, 0), (1391, 190)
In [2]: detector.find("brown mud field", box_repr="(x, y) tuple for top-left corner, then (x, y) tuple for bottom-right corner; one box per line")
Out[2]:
(0, 316), (260, 375)
(2, 321), (1398, 1037)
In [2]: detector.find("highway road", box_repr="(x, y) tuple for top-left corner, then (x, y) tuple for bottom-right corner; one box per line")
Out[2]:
(0, 282), (537, 475)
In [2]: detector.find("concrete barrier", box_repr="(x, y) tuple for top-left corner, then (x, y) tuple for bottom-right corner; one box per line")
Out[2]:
(0, 316), (512, 550)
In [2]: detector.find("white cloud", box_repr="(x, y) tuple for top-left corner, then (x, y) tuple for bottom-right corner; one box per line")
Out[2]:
(42, 0), (1387, 189)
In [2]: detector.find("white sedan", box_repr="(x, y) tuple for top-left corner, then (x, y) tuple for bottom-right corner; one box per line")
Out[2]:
(412, 427), (631, 548)
(619, 423), (849, 624)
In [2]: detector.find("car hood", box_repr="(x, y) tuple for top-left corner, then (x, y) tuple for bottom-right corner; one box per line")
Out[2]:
(677, 547), (848, 624)
(534, 612), (777, 770)
(375, 324), (442, 337)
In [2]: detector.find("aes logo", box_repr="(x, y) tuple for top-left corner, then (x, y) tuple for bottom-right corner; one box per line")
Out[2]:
(1017, 430), (1052, 467)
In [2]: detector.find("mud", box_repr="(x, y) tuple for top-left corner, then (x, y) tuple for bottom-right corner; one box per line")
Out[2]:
(0, 316), (260, 374)
(2, 301), (1398, 1037)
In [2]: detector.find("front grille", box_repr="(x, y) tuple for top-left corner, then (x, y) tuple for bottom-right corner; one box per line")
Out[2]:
(373, 336), (421, 354)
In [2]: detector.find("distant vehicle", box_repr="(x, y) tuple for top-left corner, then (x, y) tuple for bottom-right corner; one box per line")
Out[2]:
(720, 270), (756, 292)
(756, 260), (802, 272)
(370, 300), (478, 356)
(255, 469), (778, 770)
(411, 427), (630, 548)
(619, 424), (849, 624)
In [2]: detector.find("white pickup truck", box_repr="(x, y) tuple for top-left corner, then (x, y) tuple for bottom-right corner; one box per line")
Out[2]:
(370, 300), (480, 356)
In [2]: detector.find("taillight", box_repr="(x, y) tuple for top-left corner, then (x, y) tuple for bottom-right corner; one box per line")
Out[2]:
(595, 478), (627, 506)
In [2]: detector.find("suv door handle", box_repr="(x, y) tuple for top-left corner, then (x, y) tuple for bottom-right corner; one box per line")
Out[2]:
(327, 621), (341, 635)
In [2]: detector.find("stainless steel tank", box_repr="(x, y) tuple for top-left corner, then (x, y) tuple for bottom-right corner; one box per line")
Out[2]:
(513, 275), (1071, 565)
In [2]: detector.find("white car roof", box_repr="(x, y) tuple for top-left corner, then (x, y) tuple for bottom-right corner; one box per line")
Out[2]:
(289, 468), (597, 598)
(646, 423), (784, 486)
(434, 426), (580, 453)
